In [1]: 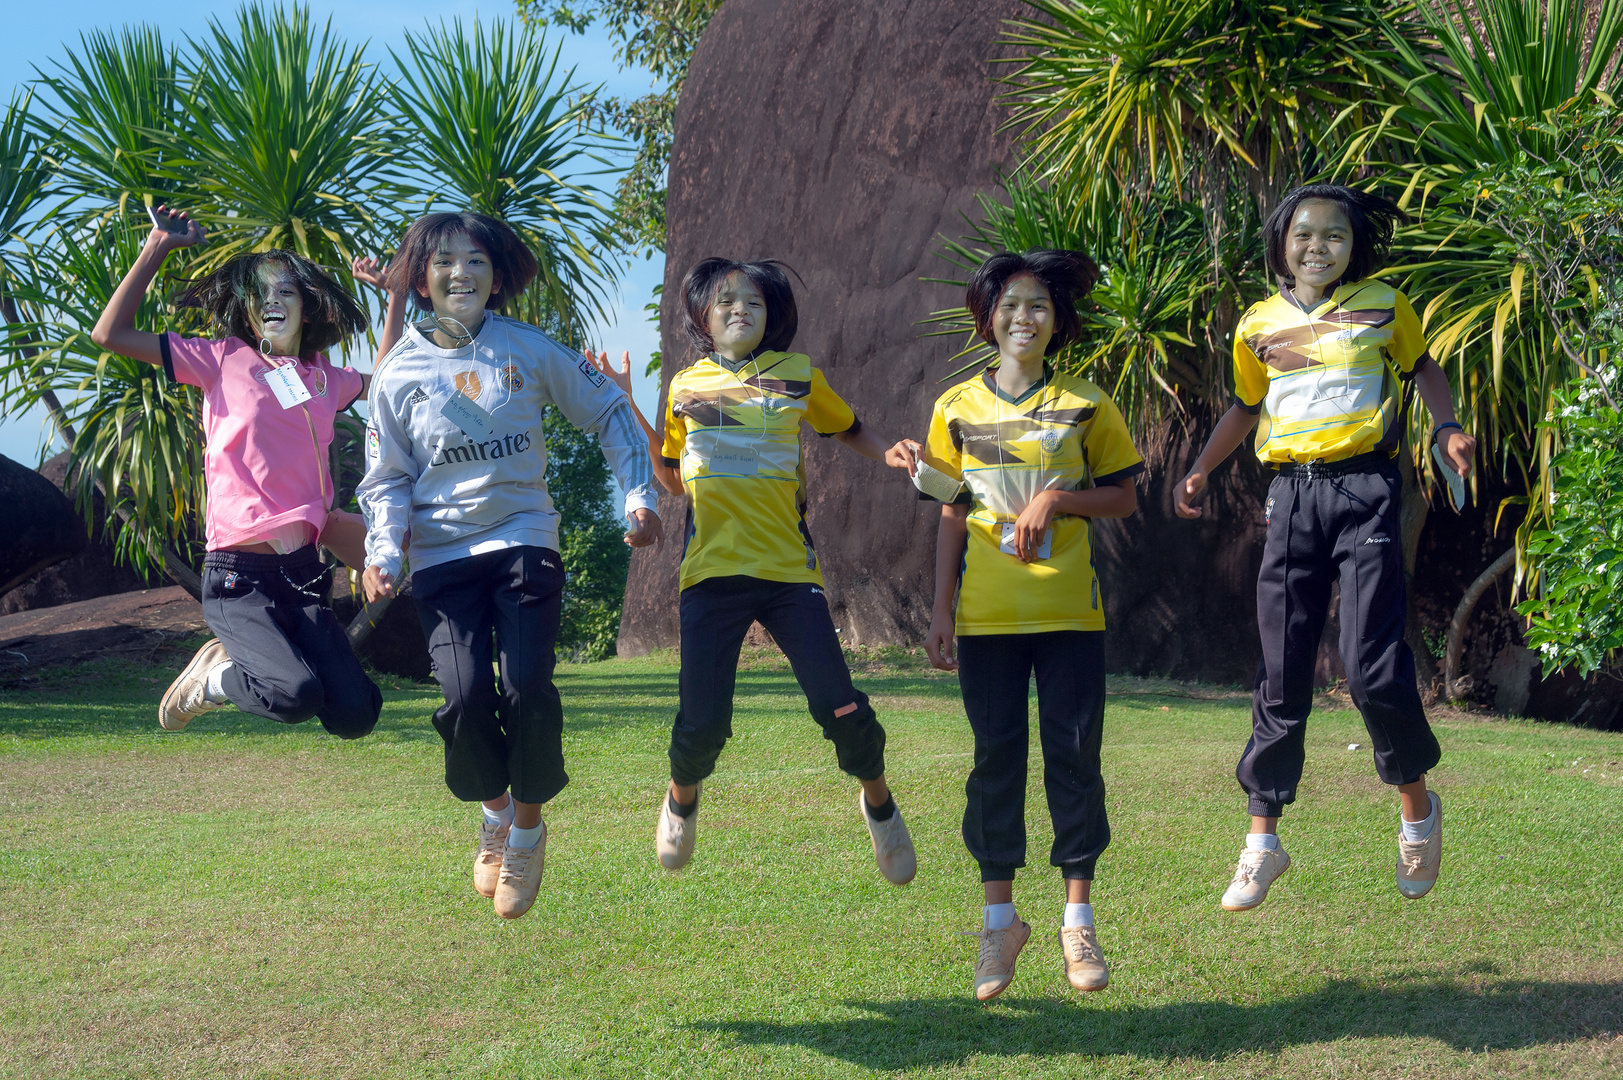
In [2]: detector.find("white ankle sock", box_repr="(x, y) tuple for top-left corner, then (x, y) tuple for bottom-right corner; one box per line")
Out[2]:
(482, 799), (514, 830)
(1063, 902), (1093, 928)
(507, 822), (543, 851)
(1246, 832), (1280, 852)
(203, 661), (233, 703)
(983, 902), (1016, 930)
(1401, 805), (1436, 842)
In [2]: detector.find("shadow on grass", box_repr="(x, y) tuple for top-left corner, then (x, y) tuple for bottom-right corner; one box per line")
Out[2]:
(693, 974), (1623, 1069)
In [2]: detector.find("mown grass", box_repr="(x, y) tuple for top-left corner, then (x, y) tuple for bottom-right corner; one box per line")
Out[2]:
(0, 642), (1619, 1078)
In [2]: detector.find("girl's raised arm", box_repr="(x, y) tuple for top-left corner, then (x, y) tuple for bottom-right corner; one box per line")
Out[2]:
(91, 207), (206, 365)
(352, 256), (407, 380)
(588, 349), (684, 496)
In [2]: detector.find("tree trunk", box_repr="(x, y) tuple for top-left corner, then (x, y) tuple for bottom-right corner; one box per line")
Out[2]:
(1444, 547), (1517, 700)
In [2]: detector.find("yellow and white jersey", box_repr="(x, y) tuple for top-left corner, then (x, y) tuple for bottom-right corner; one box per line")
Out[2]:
(662, 351), (857, 590)
(1234, 281), (1431, 465)
(923, 364), (1143, 635)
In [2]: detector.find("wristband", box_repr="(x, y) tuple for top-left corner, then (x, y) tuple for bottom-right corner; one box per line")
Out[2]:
(1431, 421), (1463, 445)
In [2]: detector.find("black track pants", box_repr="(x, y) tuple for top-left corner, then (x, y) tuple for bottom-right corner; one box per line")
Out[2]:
(1240, 464), (1441, 818)
(412, 546), (567, 805)
(668, 575), (886, 786)
(958, 630), (1109, 882)
(201, 547), (381, 739)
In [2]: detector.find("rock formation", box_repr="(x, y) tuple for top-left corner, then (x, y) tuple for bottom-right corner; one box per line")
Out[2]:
(0, 452), (86, 598)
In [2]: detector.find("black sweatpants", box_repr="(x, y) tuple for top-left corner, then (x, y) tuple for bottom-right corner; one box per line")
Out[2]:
(1240, 462), (1441, 817)
(668, 575), (886, 786)
(959, 630), (1109, 882)
(201, 547), (381, 739)
(412, 546), (568, 805)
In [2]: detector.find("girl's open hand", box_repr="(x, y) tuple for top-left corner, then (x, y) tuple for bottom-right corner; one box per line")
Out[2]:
(587, 349), (636, 397)
(885, 439), (923, 476)
(148, 205), (205, 250)
(1175, 471), (1210, 519)
(351, 256), (389, 291)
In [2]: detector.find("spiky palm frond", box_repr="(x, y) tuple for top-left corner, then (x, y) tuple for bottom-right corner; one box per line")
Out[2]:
(169, 3), (395, 283)
(389, 17), (619, 341)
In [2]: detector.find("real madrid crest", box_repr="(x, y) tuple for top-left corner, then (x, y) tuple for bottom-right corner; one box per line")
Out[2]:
(500, 365), (523, 392)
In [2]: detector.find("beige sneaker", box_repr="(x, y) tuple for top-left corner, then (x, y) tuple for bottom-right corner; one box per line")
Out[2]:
(656, 786), (698, 870)
(1396, 790), (1443, 899)
(973, 918), (1031, 1002)
(158, 638), (231, 731)
(1221, 844), (1291, 911)
(1059, 925), (1109, 991)
(493, 822), (546, 920)
(473, 819), (509, 899)
(859, 791), (916, 885)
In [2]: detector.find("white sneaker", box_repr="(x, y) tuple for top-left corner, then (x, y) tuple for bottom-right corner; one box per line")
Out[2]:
(1221, 844), (1292, 911)
(158, 639), (230, 731)
(656, 786), (698, 870)
(473, 819), (508, 899)
(859, 791), (916, 885)
(493, 822), (546, 920)
(1396, 790), (1443, 899)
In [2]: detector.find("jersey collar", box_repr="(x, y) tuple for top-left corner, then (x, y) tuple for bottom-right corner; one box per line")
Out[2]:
(982, 360), (1054, 406)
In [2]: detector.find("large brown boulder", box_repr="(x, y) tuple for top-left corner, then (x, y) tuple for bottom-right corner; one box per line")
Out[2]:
(0, 452), (86, 598)
(619, 0), (1033, 655)
(0, 452), (159, 615)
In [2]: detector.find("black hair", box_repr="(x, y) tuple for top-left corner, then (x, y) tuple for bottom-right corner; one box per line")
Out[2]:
(965, 249), (1099, 357)
(1263, 184), (1407, 288)
(679, 258), (800, 357)
(176, 251), (365, 356)
(386, 211), (540, 313)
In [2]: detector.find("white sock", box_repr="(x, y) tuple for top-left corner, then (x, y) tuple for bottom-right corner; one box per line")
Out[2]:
(203, 661), (233, 703)
(1246, 832), (1280, 852)
(1063, 902), (1093, 928)
(507, 821), (543, 851)
(1401, 804), (1436, 842)
(482, 799), (514, 830)
(983, 902), (1016, 930)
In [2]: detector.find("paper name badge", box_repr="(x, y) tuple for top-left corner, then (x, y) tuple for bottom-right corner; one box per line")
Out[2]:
(1001, 524), (1053, 560)
(912, 460), (965, 503)
(1430, 442), (1467, 512)
(441, 390), (495, 438)
(265, 363), (312, 410)
(708, 449), (758, 477)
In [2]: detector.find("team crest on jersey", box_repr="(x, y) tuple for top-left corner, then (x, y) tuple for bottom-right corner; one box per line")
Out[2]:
(500, 365), (523, 392)
(576, 354), (606, 388)
(761, 395), (785, 417)
(1040, 429), (1062, 454)
(454, 370), (482, 399)
(366, 427), (380, 459)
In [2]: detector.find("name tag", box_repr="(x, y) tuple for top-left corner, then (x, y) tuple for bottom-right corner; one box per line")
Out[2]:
(1431, 442), (1466, 511)
(1001, 523), (1052, 560)
(265, 363), (312, 410)
(441, 390), (494, 439)
(708, 449), (758, 477)
(912, 460), (965, 503)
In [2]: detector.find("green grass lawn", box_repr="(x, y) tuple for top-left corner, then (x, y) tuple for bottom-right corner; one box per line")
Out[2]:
(1, 643), (1620, 1079)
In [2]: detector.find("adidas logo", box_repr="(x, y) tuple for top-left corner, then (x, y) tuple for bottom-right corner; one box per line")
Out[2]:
(406, 386), (429, 406)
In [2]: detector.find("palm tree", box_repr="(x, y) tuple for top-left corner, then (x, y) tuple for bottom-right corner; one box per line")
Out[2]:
(389, 17), (620, 344)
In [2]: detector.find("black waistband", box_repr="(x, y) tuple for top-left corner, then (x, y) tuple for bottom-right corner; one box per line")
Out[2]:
(204, 545), (322, 571)
(1273, 451), (1393, 478)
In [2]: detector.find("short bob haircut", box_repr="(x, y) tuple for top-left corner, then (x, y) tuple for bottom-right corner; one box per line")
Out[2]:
(680, 258), (800, 357)
(386, 211), (540, 314)
(1263, 184), (1407, 288)
(177, 251), (365, 356)
(965, 249), (1099, 357)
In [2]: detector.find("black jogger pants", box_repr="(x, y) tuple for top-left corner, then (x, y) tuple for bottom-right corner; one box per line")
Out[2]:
(668, 575), (886, 787)
(958, 630), (1109, 882)
(1240, 461), (1441, 818)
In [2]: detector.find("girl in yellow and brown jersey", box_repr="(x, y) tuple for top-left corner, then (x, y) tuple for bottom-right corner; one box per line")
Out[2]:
(1176, 185), (1477, 914)
(893, 250), (1143, 1002)
(590, 257), (923, 890)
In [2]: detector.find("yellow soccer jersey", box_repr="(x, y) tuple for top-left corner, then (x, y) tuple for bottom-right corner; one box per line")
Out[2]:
(1234, 281), (1432, 465)
(662, 351), (857, 590)
(923, 364), (1144, 635)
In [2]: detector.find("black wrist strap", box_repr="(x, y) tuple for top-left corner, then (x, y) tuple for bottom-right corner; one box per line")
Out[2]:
(1431, 421), (1463, 445)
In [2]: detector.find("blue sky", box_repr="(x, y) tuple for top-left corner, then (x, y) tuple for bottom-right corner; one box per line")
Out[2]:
(0, 0), (669, 465)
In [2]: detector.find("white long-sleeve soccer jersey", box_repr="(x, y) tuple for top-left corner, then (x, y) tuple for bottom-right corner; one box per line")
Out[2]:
(358, 314), (657, 578)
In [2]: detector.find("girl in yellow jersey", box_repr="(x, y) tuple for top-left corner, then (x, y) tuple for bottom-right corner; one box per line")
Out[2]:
(893, 250), (1143, 1001)
(592, 258), (922, 888)
(1175, 185), (1476, 913)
